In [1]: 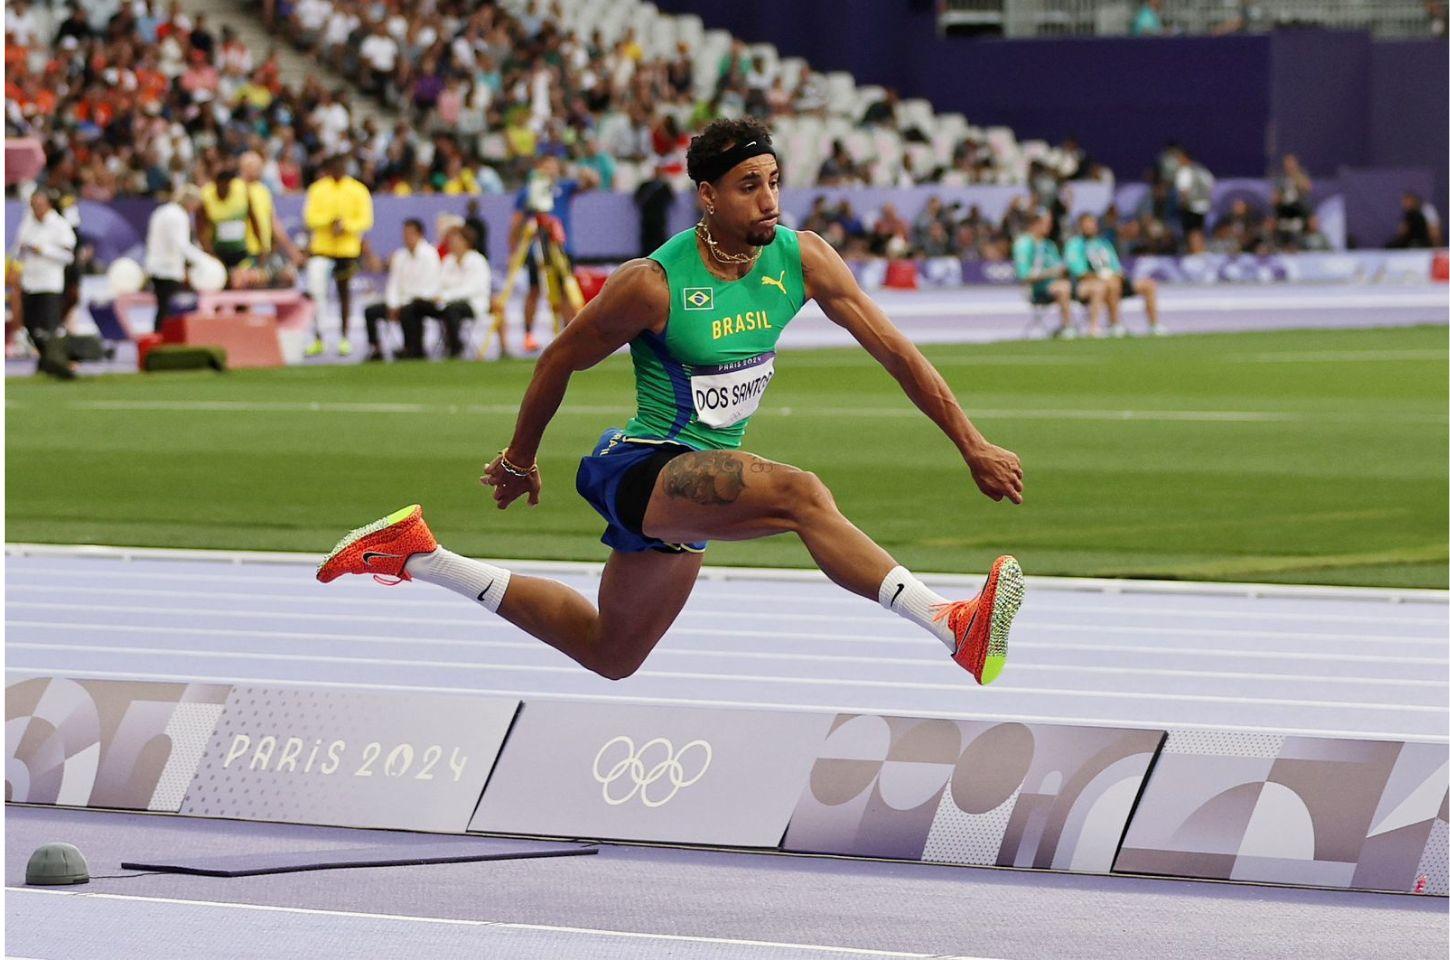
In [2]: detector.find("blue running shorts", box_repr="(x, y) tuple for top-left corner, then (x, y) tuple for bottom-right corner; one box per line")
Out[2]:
(575, 428), (707, 555)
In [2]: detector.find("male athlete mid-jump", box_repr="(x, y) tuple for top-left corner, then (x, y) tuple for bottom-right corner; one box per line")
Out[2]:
(318, 118), (1026, 685)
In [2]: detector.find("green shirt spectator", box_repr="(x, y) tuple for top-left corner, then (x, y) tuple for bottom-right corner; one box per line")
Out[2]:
(1132, 1), (1165, 35)
(1012, 233), (1063, 282)
(1014, 231), (1067, 306)
(577, 142), (617, 191)
(1063, 234), (1122, 278)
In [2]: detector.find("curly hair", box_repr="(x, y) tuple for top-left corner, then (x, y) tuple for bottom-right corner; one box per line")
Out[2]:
(686, 117), (775, 185)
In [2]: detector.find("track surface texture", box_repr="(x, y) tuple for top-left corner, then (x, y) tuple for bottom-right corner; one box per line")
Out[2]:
(6, 550), (1447, 739)
(6, 550), (1448, 958)
(6, 806), (1446, 960)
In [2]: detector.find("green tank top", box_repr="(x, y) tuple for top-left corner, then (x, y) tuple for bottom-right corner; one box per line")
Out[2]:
(624, 225), (806, 450)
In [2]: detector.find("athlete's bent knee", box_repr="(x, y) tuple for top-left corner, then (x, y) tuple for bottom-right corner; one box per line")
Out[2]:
(592, 651), (644, 681)
(583, 628), (648, 680)
(783, 469), (837, 526)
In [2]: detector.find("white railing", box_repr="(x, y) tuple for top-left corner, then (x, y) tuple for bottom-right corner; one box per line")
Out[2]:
(939, 0), (1442, 37)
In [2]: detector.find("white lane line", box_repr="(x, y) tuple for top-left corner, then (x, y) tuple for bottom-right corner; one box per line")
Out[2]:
(12, 547), (1445, 603)
(6, 888), (997, 960)
(11, 620), (1444, 669)
(8, 641), (1439, 712)
(10, 582), (1447, 626)
(12, 668), (1443, 742)
(58, 398), (1449, 423)
(9, 620), (1441, 688)
(9, 601), (1442, 648)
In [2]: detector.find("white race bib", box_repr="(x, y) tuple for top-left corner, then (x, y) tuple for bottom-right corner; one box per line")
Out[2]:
(216, 220), (247, 243)
(690, 353), (776, 429)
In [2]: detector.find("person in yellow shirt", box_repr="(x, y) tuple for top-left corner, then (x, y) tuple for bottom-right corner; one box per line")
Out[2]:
(201, 164), (254, 270)
(239, 151), (304, 265)
(302, 153), (374, 357)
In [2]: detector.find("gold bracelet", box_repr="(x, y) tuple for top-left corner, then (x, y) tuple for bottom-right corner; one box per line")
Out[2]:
(497, 450), (538, 479)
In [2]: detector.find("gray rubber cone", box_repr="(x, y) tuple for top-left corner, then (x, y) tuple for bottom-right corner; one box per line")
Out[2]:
(26, 842), (89, 885)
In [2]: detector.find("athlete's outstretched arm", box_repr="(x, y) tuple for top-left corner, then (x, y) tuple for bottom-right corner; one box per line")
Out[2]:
(799, 230), (1023, 504)
(483, 258), (669, 508)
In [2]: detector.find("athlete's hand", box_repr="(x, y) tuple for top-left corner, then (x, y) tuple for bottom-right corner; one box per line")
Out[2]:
(966, 443), (1023, 505)
(481, 453), (542, 509)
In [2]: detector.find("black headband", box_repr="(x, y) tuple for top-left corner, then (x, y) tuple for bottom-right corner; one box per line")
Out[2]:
(692, 139), (777, 185)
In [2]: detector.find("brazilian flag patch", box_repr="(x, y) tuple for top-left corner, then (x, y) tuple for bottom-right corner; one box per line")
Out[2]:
(683, 287), (714, 311)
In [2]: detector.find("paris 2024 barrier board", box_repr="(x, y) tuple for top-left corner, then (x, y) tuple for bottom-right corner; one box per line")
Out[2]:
(6, 675), (1445, 893)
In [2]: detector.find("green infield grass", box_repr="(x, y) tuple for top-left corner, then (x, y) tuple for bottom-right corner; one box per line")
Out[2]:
(6, 325), (1446, 588)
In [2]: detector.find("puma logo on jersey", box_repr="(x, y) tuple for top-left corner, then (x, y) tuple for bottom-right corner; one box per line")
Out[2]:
(761, 271), (787, 296)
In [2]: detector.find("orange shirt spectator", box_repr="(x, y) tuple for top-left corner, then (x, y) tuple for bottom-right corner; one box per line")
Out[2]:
(136, 66), (169, 107)
(76, 90), (114, 127)
(4, 39), (28, 77)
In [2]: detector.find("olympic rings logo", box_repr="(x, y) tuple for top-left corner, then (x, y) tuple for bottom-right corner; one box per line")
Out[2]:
(591, 736), (713, 808)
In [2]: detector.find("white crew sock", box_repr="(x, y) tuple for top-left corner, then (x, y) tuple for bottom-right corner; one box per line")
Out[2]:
(404, 547), (511, 613)
(878, 565), (956, 652)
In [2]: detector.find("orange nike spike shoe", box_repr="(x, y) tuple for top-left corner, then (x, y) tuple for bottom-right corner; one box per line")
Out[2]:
(316, 504), (438, 584)
(932, 555), (1023, 685)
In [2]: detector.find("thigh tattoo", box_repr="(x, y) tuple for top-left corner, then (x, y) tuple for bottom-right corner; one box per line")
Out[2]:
(662, 452), (746, 506)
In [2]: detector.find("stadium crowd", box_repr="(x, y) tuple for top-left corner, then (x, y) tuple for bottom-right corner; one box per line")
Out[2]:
(7, 0), (1398, 270)
(797, 148), (1340, 265)
(6, 0), (1109, 204)
(5, 0), (1438, 306)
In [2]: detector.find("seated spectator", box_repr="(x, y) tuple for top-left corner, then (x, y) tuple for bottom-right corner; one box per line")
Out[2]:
(1389, 193), (1435, 248)
(666, 42), (693, 101)
(868, 203), (911, 258)
(650, 114), (689, 178)
(1064, 213), (1162, 337)
(360, 20), (400, 103)
(1014, 208), (1106, 338)
(765, 75), (792, 116)
(834, 201), (865, 240)
(817, 140), (862, 187)
(292, 0), (331, 49)
(429, 226), (491, 359)
(912, 196), (950, 251)
(1206, 221), (1240, 254)
(363, 218), (440, 361)
(793, 67), (828, 115)
(577, 134), (617, 191)
(1299, 215), (1332, 252)
(1219, 198), (1264, 251)
(1132, 0), (1166, 35)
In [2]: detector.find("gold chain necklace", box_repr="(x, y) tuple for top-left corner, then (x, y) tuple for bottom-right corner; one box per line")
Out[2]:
(695, 219), (761, 267)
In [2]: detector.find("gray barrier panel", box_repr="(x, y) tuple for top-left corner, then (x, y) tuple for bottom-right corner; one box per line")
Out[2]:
(471, 700), (834, 846)
(6, 675), (230, 812)
(1115, 732), (1448, 894)
(179, 684), (518, 833)
(782, 714), (1164, 873)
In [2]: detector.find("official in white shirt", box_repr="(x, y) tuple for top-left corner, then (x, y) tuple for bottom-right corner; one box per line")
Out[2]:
(144, 184), (208, 329)
(363, 218), (440, 361)
(430, 226), (491, 359)
(13, 190), (77, 378)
